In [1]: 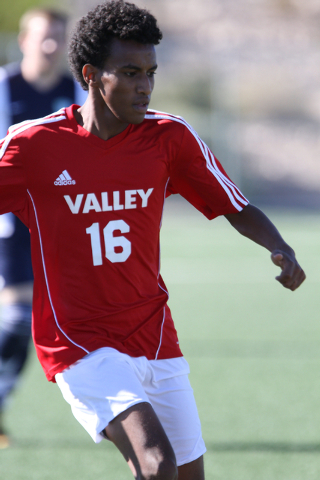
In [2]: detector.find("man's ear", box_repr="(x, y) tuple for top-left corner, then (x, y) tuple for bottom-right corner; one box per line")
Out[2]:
(82, 64), (98, 87)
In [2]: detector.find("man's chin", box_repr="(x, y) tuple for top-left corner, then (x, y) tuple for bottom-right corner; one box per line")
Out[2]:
(130, 114), (147, 125)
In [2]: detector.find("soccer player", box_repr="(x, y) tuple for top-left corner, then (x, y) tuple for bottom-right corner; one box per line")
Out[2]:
(0, 1), (305, 478)
(0, 8), (86, 448)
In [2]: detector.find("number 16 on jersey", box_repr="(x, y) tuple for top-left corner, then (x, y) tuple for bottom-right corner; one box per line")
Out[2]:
(86, 220), (131, 265)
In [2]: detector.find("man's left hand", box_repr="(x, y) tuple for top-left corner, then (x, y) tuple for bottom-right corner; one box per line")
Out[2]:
(271, 250), (306, 291)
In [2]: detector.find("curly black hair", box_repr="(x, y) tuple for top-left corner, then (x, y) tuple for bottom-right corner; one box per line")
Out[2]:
(68, 0), (162, 90)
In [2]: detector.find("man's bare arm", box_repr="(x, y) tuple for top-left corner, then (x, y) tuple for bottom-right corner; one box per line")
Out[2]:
(224, 204), (306, 291)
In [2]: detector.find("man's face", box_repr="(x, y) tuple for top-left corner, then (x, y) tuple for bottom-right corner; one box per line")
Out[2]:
(96, 38), (157, 125)
(20, 16), (66, 72)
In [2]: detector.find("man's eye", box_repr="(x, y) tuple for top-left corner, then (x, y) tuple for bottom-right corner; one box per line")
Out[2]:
(125, 72), (136, 77)
(147, 71), (156, 77)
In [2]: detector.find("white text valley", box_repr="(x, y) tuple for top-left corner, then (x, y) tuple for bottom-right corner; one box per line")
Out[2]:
(64, 188), (154, 214)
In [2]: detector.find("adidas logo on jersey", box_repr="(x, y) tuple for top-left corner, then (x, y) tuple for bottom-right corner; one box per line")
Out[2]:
(54, 170), (76, 186)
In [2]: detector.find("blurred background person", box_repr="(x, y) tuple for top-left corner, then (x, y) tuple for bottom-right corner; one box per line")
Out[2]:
(0, 7), (87, 448)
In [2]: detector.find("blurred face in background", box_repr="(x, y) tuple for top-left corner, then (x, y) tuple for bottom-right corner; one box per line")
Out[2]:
(19, 16), (67, 74)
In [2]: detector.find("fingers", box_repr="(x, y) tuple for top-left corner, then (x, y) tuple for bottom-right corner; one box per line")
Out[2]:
(271, 250), (306, 291)
(275, 267), (306, 291)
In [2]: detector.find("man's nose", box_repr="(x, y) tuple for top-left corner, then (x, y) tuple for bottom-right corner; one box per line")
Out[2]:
(137, 74), (153, 95)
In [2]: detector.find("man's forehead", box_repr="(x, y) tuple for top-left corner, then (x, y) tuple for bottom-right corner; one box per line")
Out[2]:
(107, 38), (156, 65)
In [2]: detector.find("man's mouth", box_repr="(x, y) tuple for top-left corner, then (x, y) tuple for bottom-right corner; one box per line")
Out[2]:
(133, 100), (149, 113)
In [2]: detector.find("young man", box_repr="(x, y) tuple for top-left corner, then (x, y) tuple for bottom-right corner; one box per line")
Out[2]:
(0, 8), (87, 447)
(0, 1), (305, 478)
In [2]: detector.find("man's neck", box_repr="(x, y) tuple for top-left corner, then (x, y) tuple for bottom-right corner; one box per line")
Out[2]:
(75, 96), (129, 141)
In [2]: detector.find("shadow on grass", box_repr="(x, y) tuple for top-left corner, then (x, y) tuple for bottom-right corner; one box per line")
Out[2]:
(7, 437), (101, 450)
(8, 438), (320, 454)
(206, 441), (320, 453)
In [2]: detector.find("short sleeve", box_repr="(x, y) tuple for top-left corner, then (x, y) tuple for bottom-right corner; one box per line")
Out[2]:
(168, 123), (248, 219)
(0, 134), (28, 215)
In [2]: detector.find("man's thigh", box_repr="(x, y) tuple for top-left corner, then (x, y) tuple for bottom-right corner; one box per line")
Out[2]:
(105, 401), (178, 480)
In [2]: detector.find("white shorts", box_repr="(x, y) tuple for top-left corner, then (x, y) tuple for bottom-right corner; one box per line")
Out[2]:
(55, 347), (206, 466)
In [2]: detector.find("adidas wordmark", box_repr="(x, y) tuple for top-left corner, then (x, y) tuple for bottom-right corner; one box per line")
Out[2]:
(54, 170), (76, 186)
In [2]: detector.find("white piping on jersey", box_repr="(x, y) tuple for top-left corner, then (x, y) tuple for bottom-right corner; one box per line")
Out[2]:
(160, 177), (170, 231)
(158, 176), (170, 277)
(155, 308), (166, 360)
(155, 177), (171, 359)
(0, 111), (66, 161)
(27, 189), (89, 355)
(145, 110), (248, 211)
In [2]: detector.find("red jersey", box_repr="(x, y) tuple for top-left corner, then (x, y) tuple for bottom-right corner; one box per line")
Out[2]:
(0, 105), (248, 381)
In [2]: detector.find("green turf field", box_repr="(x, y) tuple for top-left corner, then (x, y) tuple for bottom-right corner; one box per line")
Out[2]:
(1, 199), (320, 480)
